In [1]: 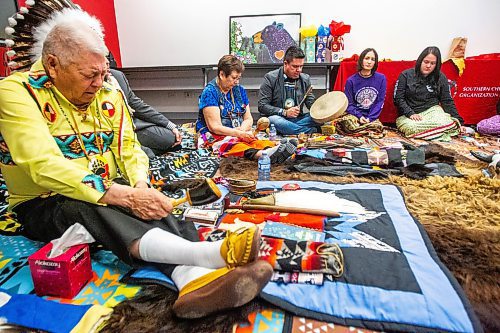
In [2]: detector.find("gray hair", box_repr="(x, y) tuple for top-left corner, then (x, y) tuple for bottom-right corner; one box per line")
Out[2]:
(35, 9), (107, 67)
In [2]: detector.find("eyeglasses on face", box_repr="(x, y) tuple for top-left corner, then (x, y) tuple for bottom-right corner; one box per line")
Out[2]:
(226, 73), (241, 81)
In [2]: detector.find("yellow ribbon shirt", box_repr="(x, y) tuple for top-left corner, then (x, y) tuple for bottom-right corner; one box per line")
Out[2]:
(0, 60), (149, 209)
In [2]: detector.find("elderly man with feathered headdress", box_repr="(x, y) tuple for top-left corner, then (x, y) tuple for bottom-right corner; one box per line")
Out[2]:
(0, 1), (272, 319)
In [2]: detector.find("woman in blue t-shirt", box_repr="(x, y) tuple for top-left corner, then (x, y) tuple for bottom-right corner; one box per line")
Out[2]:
(195, 55), (297, 163)
(337, 48), (386, 137)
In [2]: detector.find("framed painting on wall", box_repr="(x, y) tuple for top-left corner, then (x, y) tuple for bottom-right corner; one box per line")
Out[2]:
(230, 13), (301, 64)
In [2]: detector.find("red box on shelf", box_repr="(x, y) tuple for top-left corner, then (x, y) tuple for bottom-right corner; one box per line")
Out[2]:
(28, 243), (92, 299)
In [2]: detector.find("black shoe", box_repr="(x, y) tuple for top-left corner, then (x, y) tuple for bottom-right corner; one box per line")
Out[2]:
(470, 150), (493, 163)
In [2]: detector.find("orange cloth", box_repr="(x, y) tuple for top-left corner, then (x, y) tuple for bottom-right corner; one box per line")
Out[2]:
(221, 139), (274, 157)
(221, 211), (325, 231)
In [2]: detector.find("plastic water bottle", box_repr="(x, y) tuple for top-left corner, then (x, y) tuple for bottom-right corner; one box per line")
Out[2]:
(258, 151), (271, 181)
(269, 124), (277, 141)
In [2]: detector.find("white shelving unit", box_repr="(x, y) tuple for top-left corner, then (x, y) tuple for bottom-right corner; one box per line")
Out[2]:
(121, 63), (339, 125)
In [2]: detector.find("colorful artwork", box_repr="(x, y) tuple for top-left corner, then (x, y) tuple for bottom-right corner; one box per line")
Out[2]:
(230, 13), (301, 64)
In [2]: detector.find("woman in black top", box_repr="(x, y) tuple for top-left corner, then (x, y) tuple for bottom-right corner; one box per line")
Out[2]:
(394, 46), (464, 141)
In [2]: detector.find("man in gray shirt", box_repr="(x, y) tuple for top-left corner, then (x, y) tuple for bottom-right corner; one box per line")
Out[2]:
(109, 69), (182, 157)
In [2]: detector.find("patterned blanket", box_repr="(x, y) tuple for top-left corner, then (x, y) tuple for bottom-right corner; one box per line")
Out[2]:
(126, 181), (482, 333)
(149, 148), (220, 184)
(0, 234), (139, 331)
(396, 105), (461, 141)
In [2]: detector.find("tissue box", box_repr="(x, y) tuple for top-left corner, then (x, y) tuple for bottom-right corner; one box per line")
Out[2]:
(28, 243), (92, 299)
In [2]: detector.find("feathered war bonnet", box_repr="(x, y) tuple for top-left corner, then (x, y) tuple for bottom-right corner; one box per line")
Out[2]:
(4, 0), (104, 72)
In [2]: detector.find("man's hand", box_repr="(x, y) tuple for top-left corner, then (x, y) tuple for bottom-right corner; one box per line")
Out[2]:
(100, 183), (173, 220)
(172, 128), (182, 146)
(128, 188), (173, 220)
(285, 106), (300, 118)
(359, 116), (370, 124)
(410, 114), (423, 121)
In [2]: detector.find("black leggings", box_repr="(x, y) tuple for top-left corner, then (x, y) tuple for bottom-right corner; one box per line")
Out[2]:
(243, 148), (260, 160)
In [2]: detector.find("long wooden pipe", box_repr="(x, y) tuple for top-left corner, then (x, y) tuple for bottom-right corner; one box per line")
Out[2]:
(228, 203), (340, 217)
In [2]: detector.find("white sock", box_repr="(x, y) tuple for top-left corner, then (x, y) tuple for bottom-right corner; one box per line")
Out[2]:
(138, 228), (226, 268)
(264, 144), (280, 156)
(171, 265), (215, 291)
(490, 154), (500, 168)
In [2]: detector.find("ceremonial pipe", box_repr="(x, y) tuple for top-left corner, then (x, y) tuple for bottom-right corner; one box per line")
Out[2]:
(228, 203), (340, 217)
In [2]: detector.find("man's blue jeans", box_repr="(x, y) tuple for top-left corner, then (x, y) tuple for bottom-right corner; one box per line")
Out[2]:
(269, 114), (319, 135)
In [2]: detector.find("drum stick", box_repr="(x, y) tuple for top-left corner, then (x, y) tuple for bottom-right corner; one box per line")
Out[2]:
(298, 86), (314, 108)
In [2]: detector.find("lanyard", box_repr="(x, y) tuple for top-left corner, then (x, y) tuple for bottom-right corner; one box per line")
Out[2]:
(51, 90), (104, 159)
(216, 79), (244, 126)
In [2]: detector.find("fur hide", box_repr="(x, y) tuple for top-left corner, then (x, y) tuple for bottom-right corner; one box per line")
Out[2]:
(424, 223), (500, 333)
(423, 143), (459, 164)
(101, 286), (272, 333)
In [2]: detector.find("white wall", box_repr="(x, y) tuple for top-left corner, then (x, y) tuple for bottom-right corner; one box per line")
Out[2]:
(114, 0), (500, 67)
